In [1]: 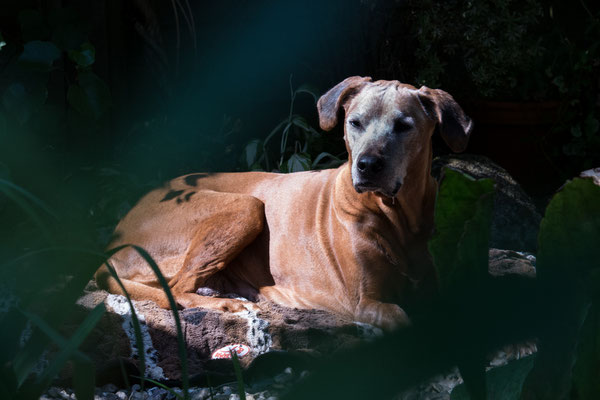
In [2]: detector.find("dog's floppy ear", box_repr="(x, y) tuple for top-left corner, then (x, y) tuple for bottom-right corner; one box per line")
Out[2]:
(317, 76), (372, 131)
(418, 86), (473, 152)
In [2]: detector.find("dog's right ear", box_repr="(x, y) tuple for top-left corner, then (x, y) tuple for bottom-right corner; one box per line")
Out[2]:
(317, 76), (372, 131)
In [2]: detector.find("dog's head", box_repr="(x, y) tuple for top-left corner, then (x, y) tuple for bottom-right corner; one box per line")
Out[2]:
(317, 76), (473, 197)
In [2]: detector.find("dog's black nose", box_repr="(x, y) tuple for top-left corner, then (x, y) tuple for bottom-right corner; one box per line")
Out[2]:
(357, 155), (384, 175)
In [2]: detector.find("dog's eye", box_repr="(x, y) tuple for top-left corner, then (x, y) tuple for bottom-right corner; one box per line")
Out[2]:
(394, 120), (412, 133)
(349, 119), (362, 129)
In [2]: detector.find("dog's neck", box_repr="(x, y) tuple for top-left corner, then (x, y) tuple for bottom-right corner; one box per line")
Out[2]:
(334, 156), (437, 237)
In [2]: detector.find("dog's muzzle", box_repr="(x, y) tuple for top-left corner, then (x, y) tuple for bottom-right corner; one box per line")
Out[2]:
(356, 155), (385, 178)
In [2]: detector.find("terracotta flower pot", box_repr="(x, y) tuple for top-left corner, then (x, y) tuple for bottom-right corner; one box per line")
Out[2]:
(465, 100), (563, 196)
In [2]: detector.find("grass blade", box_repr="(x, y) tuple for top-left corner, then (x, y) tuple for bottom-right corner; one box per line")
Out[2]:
(230, 350), (246, 400)
(0, 178), (56, 241)
(17, 303), (104, 397)
(102, 258), (147, 391)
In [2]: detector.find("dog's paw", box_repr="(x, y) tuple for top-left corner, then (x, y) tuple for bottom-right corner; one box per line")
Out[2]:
(356, 300), (411, 332)
(219, 299), (261, 314)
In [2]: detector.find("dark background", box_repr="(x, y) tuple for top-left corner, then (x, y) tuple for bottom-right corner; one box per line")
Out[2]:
(1, 0), (599, 252)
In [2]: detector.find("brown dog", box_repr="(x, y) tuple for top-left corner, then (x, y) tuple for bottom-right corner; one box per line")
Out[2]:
(95, 76), (472, 330)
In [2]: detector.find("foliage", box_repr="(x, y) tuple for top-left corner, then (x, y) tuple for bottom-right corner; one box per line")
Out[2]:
(0, 7), (111, 140)
(0, 180), (102, 399)
(431, 170), (600, 399)
(412, 0), (545, 100)
(0, 178), (191, 399)
(241, 76), (344, 173)
(548, 10), (600, 169)
(429, 168), (495, 294)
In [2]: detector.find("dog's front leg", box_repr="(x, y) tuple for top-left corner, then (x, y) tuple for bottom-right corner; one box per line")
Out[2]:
(356, 299), (411, 331)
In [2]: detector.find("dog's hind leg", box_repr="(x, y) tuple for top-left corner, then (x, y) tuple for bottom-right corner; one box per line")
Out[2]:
(95, 265), (175, 308)
(166, 194), (265, 312)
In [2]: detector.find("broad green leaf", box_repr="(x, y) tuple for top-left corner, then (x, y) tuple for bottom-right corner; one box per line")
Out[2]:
(244, 139), (261, 169)
(287, 153), (311, 173)
(312, 152), (342, 169)
(537, 176), (600, 277)
(571, 302), (600, 399)
(291, 115), (320, 137)
(67, 72), (111, 119)
(428, 168), (495, 293)
(68, 42), (95, 68)
(18, 41), (61, 71)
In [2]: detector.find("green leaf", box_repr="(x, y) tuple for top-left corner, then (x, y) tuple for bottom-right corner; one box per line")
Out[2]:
(244, 139), (261, 169)
(0, 178), (56, 241)
(537, 176), (600, 277)
(571, 302), (600, 399)
(23, 304), (105, 388)
(294, 84), (320, 104)
(18, 41), (61, 71)
(287, 153), (311, 173)
(291, 115), (320, 137)
(68, 42), (95, 68)
(571, 125), (583, 138)
(67, 72), (111, 119)
(102, 261), (147, 390)
(428, 167), (495, 293)
(230, 350), (247, 400)
(13, 304), (104, 398)
(312, 152), (342, 169)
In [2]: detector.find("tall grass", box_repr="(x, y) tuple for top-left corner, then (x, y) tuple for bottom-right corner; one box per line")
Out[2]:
(0, 179), (191, 399)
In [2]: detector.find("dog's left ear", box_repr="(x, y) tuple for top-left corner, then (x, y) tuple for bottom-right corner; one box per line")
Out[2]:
(418, 87), (473, 153)
(317, 76), (372, 131)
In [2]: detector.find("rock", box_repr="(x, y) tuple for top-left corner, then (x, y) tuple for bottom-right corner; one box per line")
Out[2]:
(64, 283), (372, 385)
(61, 247), (539, 391)
(101, 383), (118, 393)
(581, 166), (600, 185)
(432, 154), (542, 252)
(191, 387), (211, 400)
(488, 248), (536, 278)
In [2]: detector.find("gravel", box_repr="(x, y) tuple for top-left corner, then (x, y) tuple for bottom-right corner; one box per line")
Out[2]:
(42, 341), (537, 400)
